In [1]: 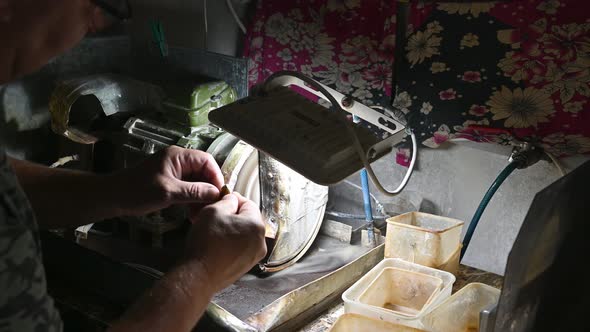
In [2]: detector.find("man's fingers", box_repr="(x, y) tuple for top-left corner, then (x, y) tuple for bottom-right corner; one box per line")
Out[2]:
(212, 193), (240, 214)
(233, 192), (261, 217)
(237, 199), (261, 218)
(174, 148), (224, 189)
(171, 180), (220, 203)
(233, 192), (249, 206)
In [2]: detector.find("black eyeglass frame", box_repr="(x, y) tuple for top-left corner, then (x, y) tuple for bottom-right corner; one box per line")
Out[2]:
(91, 0), (132, 20)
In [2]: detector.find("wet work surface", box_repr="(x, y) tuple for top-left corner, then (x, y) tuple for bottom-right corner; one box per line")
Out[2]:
(212, 235), (372, 320)
(44, 231), (379, 331)
(43, 231), (502, 331)
(299, 265), (503, 332)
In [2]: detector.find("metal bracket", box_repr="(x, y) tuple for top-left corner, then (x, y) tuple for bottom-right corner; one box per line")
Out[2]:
(264, 72), (406, 136)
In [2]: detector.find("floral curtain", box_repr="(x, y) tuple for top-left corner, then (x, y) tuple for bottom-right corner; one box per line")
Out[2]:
(244, 0), (590, 161)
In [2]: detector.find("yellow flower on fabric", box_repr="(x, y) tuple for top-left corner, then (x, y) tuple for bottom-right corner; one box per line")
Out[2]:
(544, 62), (590, 105)
(426, 21), (443, 34)
(437, 3), (496, 17)
(327, 0), (361, 12)
(498, 51), (518, 73)
(406, 30), (441, 65)
(430, 62), (447, 73)
(542, 133), (590, 156)
(563, 101), (586, 113)
(541, 22), (590, 62)
(537, 0), (561, 15)
(563, 135), (590, 153)
(487, 86), (555, 128)
(265, 13), (298, 45)
(461, 33), (480, 48)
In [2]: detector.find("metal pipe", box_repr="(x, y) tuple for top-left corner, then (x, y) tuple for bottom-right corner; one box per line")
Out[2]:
(352, 114), (376, 246)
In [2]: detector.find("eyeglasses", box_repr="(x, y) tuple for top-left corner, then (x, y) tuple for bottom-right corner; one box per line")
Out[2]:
(91, 0), (132, 20)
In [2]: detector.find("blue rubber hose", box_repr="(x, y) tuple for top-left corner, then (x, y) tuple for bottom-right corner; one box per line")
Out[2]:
(360, 168), (375, 245)
(461, 162), (519, 260)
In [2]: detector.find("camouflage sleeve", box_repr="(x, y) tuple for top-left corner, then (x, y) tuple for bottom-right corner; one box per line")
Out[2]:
(0, 165), (62, 331)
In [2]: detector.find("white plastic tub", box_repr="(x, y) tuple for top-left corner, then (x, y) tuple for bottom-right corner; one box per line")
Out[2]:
(358, 267), (443, 317)
(342, 258), (456, 329)
(385, 212), (464, 267)
(421, 283), (500, 332)
(329, 313), (426, 332)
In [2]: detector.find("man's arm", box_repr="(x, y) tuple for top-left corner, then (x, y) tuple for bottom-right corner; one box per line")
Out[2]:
(109, 260), (215, 332)
(10, 158), (126, 228)
(110, 193), (267, 332)
(10, 146), (224, 229)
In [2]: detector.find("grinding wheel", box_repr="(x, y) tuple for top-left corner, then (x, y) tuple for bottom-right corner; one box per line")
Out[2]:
(209, 134), (328, 273)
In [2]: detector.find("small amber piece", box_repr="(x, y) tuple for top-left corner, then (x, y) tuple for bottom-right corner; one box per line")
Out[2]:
(220, 185), (232, 198)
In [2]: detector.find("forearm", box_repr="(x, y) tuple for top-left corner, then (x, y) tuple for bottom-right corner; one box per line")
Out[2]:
(9, 158), (124, 228)
(109, 260), (215, 332)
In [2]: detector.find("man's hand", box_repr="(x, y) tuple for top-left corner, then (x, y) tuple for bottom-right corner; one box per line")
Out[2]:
(110, 193), (267, 332)
(10, 145), (225, 228)
(186, 193), (267, 292)
(111, 146), (225, 217)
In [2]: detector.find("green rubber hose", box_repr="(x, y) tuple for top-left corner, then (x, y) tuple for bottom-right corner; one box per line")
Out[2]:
(461, 162), (519, 260)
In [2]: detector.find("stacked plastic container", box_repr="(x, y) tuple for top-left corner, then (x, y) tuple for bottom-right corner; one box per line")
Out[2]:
(385, 212), (464, 275)
(330, 314), (426, 332)
(332, 212), (478, 331)
(422, 283), (500, 332)
(332, 212), (503, 331)
(341, 258), (455, 330)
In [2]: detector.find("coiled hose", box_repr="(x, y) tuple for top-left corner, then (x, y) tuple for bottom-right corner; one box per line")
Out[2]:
(460, 161), (519, 260)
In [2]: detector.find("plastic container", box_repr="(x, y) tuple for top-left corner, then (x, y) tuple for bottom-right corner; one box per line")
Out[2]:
(421, 283), (500, 332)
(435, 244), (462, 276)
(329, 313), (426, 332)
(385, 212), (464, 267)
(359, 267), (443, 317)
(343, 258), (456, 329)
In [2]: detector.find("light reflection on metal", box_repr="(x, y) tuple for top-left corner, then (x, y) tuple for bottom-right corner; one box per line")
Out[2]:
(258, 152), (328, 272)
(206, 303), (258, 332)
(49, 74), (165, 144)
(246, 244), (384, 331)
(219, 142), (328, 273)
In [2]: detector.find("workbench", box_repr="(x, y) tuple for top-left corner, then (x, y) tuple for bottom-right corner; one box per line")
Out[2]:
(300, 265), (503, 331)
(43, 231), (503, 331)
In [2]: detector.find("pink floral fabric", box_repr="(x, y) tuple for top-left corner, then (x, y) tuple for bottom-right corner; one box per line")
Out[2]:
(245, 0), (590, 159)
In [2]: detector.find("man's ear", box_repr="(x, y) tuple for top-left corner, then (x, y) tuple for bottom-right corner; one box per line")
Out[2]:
(89, 4), (110, 33)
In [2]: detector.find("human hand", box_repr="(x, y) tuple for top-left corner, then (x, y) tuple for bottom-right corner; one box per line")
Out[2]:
(185, 193), (267, 292)
(108, 194), (265, 332)
(110, 146), (224, 217)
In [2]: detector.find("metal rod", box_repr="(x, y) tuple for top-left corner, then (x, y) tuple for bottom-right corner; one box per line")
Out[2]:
(352, 114), (376, 246)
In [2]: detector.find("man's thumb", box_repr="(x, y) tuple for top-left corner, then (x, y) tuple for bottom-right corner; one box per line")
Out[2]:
(171, 180), (220, 203)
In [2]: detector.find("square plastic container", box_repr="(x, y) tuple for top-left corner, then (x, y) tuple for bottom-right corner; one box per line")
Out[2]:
(342, 258), (456, 329)
(385, 212), (464, 267)
(421, 283), (500, 332)
(329, 314), (426, 332)
(435, 244), (462, 276)
(358, 267), (443, 317)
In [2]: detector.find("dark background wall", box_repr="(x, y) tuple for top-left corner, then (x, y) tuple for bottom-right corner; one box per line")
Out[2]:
(0, 0), (587, 275)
